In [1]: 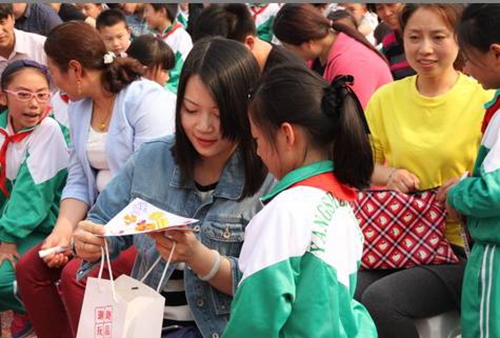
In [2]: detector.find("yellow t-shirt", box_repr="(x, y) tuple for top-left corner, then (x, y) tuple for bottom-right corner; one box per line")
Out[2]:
(366, 73), (494, 245)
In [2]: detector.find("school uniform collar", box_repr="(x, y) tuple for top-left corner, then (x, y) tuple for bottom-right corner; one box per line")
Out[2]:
(170, 148), (245, 201)
(0, 109), (37, 133)
(261, 160), (356, 203)
(481, 89), (500, 134)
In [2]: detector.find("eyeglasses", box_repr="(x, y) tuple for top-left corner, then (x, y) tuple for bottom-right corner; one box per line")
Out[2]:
(3, 89), (51, 102)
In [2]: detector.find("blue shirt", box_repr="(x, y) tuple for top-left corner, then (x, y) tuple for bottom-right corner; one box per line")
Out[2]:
(62, 79), (175, 207)
(14, 3), (62, 36)
(80, 136), (275, 338)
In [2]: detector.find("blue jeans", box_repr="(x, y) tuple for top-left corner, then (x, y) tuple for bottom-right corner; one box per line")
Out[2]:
(162, 326), (202, 338)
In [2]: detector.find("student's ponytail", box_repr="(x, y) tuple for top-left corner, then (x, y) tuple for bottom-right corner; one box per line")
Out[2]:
(45, 21), (144, 94)
(249, 65), (373, 190)
(323, 75), (373, 189)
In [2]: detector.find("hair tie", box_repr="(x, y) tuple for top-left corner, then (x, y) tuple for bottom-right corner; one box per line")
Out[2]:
(321, 75), (354, 122)
(103, 51), (116, 65)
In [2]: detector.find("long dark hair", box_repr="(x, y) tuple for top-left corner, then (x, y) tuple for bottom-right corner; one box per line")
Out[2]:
(249, 65), (373, 189)
(274, 3), (387, 64)
(44, 21), (144, 94)
(173, 37), (267, 198)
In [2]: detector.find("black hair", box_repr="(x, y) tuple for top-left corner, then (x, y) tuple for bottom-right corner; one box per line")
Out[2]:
(249, 65), (373, 189)
(126, 35), (175, 71)
(1, 60), (50, 89)
(274, 4), (387, 64)
(173, 37), (267, 198)
(45, 21), (144, 94)
(192, 4), (257, 43)
(150, 4), (178, 23)
(328, 10), (359, 30)
(96, 9), (129, 31)
(457, 4), (500, 54)
(0, 4), (13, 20)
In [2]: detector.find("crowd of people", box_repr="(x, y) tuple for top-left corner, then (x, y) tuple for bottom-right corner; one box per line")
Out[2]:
(0, 3), (498, 338)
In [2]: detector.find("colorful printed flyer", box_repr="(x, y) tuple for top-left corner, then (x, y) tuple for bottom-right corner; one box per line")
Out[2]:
(104, 198), (198, 236)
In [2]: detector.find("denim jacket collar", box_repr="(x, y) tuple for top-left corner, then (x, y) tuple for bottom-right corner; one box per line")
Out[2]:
(169, 148), (245, 201)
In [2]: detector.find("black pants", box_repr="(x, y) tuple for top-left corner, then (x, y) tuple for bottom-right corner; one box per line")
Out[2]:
(355, 248), (466, 338)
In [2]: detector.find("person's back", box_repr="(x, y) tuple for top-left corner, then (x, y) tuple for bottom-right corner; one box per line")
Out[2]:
(13, 3), (62, 36)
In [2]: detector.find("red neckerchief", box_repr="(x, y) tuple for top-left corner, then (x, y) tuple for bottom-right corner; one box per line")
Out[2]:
(0, 124), (33, 198)
(291, 172), (356, 202)
(158, 23), (183, 40)
(249, 4), (269, 21)
(482, 94), (500, 135)
(60, 92), (69, 104)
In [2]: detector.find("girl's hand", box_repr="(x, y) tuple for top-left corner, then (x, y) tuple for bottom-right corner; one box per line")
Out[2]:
(41, 227), (73, 268)
(436, 178), (460, 204)
(446, 201), (461, 222)
(0, 242), (20, 268)
(73, 220), (106, 262)
(387, 169), (420, 193)
(149, 230), (203, 265)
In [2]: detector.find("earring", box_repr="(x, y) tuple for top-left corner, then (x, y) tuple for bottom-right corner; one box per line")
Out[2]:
(77, 79), (82, 96)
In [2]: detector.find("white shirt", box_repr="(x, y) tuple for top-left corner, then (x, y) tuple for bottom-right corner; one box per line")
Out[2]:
(0, 29), (46, 80)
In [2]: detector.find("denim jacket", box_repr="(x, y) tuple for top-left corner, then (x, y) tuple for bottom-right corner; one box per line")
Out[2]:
(78, 136), (275, 338)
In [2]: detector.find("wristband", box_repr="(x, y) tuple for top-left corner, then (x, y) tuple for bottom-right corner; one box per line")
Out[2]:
(198, 250), (221, 281)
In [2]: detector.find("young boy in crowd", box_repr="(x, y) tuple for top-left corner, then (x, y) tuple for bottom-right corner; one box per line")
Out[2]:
(95, 9), (131, 57)
(143, 3), (192, 93)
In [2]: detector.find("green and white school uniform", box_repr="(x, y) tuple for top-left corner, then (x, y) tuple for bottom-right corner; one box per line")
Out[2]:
(0, 112), (69, 313)
(222, 161), (377, 338)
(158, 22), (193, 94)
(248, 3), (280, 43)
(448, 90), (500, 338)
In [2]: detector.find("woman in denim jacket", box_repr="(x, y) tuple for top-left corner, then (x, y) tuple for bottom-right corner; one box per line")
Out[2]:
(72, 37), (274, 338)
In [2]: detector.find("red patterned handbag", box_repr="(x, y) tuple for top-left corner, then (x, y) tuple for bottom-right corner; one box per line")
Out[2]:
(351, 189), (459, 270)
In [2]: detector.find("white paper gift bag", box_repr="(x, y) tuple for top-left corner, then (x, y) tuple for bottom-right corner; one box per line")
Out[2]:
(76, 241), (175, 338)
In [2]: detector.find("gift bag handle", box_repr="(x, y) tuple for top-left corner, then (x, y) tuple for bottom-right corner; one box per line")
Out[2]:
(98, 240), (118, 302)
(140, 241), (176, 293)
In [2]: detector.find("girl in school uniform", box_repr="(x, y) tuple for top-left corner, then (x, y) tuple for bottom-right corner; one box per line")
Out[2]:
(222, 65), (377, 338)
(0, 60), (69, 338)
(447, 4), (500, 338)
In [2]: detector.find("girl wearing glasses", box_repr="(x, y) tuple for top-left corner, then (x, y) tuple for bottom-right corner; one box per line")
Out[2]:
(0, 60), (69, 332)
(15, 21), (175, 338)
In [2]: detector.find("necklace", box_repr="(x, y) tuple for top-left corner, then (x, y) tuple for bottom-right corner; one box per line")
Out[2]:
(93, 95), (116, 131)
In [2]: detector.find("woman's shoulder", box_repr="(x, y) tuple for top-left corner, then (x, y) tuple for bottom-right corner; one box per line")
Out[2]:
(456, 73), (495, 100)
(120, 78), (166, 98)
(134, 135), (175, 159)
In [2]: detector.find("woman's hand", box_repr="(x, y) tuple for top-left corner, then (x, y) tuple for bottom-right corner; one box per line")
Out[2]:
(0, 242), (20, 268)
(73, 220), (106, 262)
(436, 178), (460, 204)
(149, 230), (203, 265)
(41, 227), (73, 268)
(387, 169), (420, 193)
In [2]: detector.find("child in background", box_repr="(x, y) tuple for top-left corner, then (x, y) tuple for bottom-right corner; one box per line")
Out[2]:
(126, 34), (175, 88)
(0, 60), (69, 338)
(222, 65), (376, 338)
(96, 9), (132, 57)
(446, 4), (500, 338)
(247, 3), (281, 43)
(144, 3), (193, 93)
(126, 34), (177, 108)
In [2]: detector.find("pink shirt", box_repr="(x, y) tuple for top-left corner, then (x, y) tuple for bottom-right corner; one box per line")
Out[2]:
(324, 33), (392, 109)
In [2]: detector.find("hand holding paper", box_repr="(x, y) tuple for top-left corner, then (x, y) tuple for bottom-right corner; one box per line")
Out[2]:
(104, 198), (198, 236)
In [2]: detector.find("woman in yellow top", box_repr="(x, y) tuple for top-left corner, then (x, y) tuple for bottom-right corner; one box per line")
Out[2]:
(357, 4), (493, 338)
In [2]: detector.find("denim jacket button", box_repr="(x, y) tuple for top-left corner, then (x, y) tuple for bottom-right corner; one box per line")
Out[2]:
(223, 227), (231, 239)
(197, 298), (204, 307)
(212, 334), (219, 338)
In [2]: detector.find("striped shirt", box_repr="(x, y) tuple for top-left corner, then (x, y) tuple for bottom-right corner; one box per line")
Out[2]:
(381, 31), (416, 80)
